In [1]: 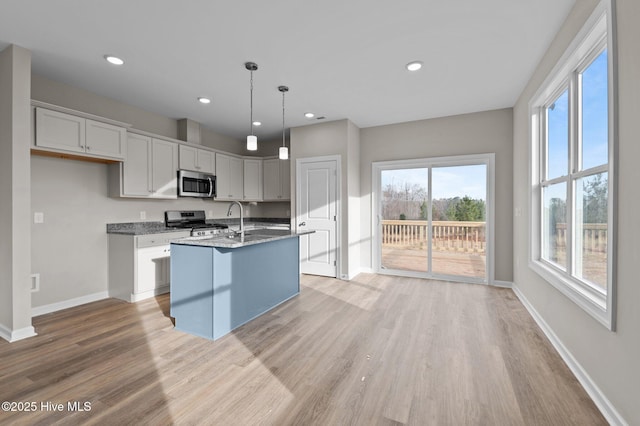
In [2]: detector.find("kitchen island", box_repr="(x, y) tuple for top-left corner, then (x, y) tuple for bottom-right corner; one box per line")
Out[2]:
(170, 229), (309, 340)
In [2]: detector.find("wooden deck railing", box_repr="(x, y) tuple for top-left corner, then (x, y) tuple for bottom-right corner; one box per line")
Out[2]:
(382, 220), (486, 253)
(382, 220), (608, 254)
(553, 223), (608, 253)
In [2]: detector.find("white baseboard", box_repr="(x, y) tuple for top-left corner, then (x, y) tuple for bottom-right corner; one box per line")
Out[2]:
(0, 323), (37, 342)
(492, 280), (513, 288)
(32, 291), (109, 317)
(512, 284), (627, 426)
(344, 267), (375, 281)
(130, 286), (169, 302)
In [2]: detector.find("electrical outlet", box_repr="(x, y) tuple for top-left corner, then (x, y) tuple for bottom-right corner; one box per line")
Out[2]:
(140, 211), (146, 220)
(34, 212), (44, 223)
(30, 273), (40, 292)
(286, 209), (291, 217)
(208, 210), (213, 218)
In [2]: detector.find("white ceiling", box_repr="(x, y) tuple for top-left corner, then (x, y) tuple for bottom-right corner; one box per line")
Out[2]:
(0, 0), (575, 141)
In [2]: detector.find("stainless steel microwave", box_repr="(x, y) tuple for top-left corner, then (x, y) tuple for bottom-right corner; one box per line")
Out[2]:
(177, 170), (216, 198)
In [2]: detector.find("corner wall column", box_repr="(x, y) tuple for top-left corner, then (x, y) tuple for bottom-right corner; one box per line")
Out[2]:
(0, 44), (36, 342)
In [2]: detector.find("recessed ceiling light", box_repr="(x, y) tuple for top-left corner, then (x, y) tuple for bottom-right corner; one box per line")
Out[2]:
(104, 55), (124, 66)
(253, 121), (262, 126)
(198, 97), (211, 104)
(406, 61), (423, 71)
(304, 112), (315, 119)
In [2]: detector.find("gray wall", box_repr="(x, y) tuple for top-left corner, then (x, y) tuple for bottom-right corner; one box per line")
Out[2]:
(359, 108), (514, 282)
(0, 45), (33, 338)
(513, 0), (639, 422)
(30, 74), (287, 310)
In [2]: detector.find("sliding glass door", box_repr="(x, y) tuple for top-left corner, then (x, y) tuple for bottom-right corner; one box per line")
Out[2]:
(380, 167), (429, 273)
(431, 165), (487, 279)
(374, 154), (493, 284)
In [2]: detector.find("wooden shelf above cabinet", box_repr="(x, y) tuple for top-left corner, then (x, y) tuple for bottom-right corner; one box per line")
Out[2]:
(31, 148), (120, 164)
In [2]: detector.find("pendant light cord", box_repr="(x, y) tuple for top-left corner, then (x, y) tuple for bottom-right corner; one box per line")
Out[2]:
(250, 69), (254, 136)
(282, 89), (286, 148)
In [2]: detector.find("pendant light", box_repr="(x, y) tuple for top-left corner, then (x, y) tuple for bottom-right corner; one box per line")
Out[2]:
(278, 85), (289, 160)
(245, 62), (258, 151)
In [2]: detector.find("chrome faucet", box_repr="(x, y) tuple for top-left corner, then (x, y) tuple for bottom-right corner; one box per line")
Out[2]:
(226, 201), (244, 237)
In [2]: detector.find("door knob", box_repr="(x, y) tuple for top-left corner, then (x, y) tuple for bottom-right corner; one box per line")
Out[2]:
(298, 222), (306, 227)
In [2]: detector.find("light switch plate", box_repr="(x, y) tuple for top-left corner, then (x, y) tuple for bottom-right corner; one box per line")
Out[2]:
(140, 211), (146, 220)
(34, 212), (44, 223)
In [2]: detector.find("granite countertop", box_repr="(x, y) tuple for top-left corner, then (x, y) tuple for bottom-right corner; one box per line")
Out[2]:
(107, 218), (291, 236)
(171, 229), (314, 249)
(106, 222), (183, 235)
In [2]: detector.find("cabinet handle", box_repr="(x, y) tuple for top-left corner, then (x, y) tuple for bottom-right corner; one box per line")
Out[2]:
(298, 222), (306, 227)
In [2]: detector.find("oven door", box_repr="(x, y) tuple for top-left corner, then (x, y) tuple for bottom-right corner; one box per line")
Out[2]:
(178, 170), (216, 198)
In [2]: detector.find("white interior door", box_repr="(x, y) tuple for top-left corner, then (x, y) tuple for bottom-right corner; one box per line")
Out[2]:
(297, 159), (338, 277)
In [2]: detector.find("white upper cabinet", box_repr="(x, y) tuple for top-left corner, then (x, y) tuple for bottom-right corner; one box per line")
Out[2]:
(151, 138), (179, 198)
(122, 133), (152, 197)
(115, 133), (178, 199)
(243, 158), (263, 201)
(179, 145), (215, 174)
(85, 119), (126, 159)
(263, 158), (290, 201)
(35, 107), (125, 160)
(215, 153), (243, 200)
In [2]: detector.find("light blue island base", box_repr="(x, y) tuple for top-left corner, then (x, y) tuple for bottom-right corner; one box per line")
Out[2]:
(170, 236), (300, 340)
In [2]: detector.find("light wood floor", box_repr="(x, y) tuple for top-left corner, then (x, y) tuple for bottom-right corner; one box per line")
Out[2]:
(0, 274), (606, 425)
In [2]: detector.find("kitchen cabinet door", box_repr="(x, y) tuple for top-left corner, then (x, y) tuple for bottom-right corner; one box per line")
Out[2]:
(151, 138), (178, 198)
(229, 157), (244, 199)
(180, 145), (215, 174)
(281, 159), (291, 199)
(197, 149), (215, 174)
(35, 107), (86, 154)
(216, 153), (243, 200)
(263, 158), (290, 201)
(179, 145), (198, 171)
(243, 159), (263, 201)
(122, 133), (152, 196)
(85, 119), (126, 159)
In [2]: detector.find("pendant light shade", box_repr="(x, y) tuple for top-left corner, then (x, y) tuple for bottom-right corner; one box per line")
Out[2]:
(278, 85), (289, 160)
(279, 146), (289, 160)
(245, 62), (258, 151)
(247, 135), (257, 151)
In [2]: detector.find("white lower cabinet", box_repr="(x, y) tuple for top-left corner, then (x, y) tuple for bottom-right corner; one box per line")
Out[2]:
(136, 245), (171, 295)
(108, 231), (190, 302)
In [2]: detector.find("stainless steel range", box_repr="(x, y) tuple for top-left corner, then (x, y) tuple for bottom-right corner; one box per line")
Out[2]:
(164, 210), (230, 237)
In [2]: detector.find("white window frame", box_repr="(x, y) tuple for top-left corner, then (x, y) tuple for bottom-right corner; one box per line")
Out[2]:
(528, 0), (618, 330)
